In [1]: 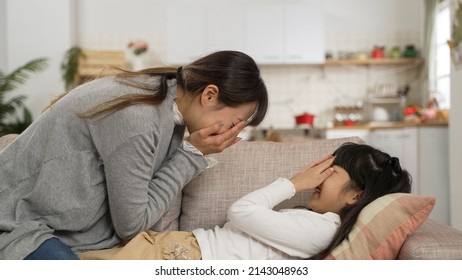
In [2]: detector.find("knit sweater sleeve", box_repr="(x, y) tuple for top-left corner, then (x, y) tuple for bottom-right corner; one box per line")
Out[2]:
(103, 133), (208, 240)
(226, 178), (340, 258)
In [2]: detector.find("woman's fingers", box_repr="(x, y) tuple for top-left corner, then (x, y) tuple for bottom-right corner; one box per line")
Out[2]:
(187, 121), (246, 155)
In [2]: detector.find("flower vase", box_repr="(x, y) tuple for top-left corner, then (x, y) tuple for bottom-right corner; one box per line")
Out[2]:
(132, 54), (146, 71)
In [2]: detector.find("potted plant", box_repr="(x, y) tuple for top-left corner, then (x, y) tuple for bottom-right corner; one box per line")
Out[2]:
(0, 58), (48, 136)
(61, 46), (85, 90)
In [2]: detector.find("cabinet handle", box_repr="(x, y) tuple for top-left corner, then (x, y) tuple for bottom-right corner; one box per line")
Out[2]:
(287, 55), (303, 59)
(264, 55), (281, 60)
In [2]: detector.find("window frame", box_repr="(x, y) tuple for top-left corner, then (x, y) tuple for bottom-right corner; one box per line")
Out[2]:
(430, 0), (451, 109)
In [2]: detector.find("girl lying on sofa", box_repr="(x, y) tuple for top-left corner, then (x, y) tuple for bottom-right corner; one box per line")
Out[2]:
(79, 142), (412, 260)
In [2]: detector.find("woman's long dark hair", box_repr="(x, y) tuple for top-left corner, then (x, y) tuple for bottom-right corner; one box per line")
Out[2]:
(77, 50), (268, 126)
(309, 142), (412, 260)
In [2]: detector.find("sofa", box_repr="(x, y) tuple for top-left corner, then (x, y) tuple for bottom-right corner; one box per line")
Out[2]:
(1, 134), (462, 259)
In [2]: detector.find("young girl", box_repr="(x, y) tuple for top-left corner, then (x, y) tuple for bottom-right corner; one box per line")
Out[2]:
(0, 50), (268, 260)
(79, 142), (412, 260)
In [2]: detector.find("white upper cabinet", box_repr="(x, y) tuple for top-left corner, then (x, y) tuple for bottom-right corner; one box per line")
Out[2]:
(245, 4), (285, 64)
(165, 2), (325, 65)
(205, 5), (247, 54)
(246, 3), (325, 64)
(285, 4), (325, 64)
(166, 6), (207, 65)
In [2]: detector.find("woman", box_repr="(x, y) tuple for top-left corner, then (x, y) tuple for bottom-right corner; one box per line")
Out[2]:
(0, 50), (268, 259)
(79, 142), (412, 260)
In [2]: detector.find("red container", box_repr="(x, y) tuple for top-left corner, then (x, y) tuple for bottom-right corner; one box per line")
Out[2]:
(295, 113), (315, 125)
(372, 46), (385, 58)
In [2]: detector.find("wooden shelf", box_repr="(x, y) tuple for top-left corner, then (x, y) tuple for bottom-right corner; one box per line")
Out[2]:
(76, 50), (127, 86)
(324, 57), (424, 66)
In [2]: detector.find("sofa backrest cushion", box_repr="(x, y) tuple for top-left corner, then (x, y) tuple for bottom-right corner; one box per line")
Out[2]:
(177, 136), (364, 232)
(0, 134), (18, 151)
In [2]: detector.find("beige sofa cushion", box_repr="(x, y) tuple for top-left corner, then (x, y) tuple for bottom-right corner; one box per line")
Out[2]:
(0, 134), (18, 151)
(398, 219), (462, 259)
(178, 137), (363, 232)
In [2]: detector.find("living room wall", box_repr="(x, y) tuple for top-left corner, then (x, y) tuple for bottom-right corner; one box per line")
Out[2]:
(450, 66), (462, 231)
(3, 0), (76, 118)
(0, 0), (6, 70)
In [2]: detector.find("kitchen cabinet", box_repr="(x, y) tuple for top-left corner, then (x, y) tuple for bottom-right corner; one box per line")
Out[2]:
(285, 4), (324, 64)
(245, 4), (284, 64)
(205, 5), (246, 54)
(418, 126), (449, 225)
(324, 128), (370, 143)
(369, 127), (419, 193)
(246, 3), (325, 64)
(165, 2), (325, 65)
(166, 6), (206, 65)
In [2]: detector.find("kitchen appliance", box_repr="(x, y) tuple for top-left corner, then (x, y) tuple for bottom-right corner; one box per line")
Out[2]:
(368, 98), (406, 122)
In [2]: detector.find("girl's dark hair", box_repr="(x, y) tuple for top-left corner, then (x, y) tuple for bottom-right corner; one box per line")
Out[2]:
(309, 142), (412, 260)
(79, 50), (268, 126)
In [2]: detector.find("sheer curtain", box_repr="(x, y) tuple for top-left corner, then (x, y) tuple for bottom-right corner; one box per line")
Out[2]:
(423, 0), (438, 104)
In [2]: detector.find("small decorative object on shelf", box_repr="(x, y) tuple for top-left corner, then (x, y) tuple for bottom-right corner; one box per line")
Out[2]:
(127, 40), (149, 71)
(127, 40), (148, 56)
(402, 45), (419, 58)
(371, 46), (385, 58)
(389, 46), (401, 58)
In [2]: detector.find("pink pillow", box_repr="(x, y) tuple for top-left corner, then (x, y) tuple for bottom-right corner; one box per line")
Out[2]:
(326, 193), (436, 260)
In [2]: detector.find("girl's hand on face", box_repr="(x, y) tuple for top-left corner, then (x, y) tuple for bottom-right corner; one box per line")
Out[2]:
(290, 154), (335, 193)
(187, 121), (246, 155)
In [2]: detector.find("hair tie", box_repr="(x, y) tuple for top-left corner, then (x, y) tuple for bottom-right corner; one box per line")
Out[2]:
(176, 66), (183, 85)
(388, 157), (402, 173)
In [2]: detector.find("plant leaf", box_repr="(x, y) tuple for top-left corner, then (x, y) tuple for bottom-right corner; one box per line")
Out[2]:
(61, 46), (85, 90)
(0, 57), (48, 94)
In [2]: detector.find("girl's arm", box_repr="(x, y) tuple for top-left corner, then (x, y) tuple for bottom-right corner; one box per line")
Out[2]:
(227, 178), (339, 258)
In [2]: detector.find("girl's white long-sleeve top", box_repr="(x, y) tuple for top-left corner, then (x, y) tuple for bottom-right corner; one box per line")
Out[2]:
(192, 178), (340, 260)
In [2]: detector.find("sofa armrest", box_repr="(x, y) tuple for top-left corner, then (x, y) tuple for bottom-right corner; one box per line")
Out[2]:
(398, 219), (462, 259)
(0, 134), (19, 151)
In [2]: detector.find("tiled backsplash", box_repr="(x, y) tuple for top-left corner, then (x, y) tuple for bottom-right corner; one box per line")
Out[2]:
(259, 62), (423, 129)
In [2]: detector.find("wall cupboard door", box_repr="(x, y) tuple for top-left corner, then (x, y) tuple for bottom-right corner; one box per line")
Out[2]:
(165, 3), (325, 65)
(205, 5), (247, 54)
(285, 4), (325, 64)
(166, 6), (207, 65)
(245, 4), (285, 64)
(246, 3), (325, 64)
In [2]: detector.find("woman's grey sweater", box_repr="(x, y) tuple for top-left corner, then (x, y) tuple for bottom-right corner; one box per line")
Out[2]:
(0, 76), (208, 259)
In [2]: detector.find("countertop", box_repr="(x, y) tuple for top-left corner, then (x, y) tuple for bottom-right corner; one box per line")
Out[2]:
(326, 120), (448, 130)
(248, 120), (448, 142)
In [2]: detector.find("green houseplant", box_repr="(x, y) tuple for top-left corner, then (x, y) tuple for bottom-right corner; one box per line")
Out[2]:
(0, 58), (48, 136)
(61, 46), (84, 91)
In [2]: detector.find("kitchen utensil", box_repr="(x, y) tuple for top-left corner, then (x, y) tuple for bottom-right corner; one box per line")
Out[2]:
(372, 46), (385, 58)
(295, 112), (315, 126)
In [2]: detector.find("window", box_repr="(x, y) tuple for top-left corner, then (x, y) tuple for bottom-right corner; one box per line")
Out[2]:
(431, 0), (451, 109)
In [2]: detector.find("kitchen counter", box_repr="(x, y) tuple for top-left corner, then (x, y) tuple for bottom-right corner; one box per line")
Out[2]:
(248, 121), (448, 142)
(326, 120), (448, 131)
